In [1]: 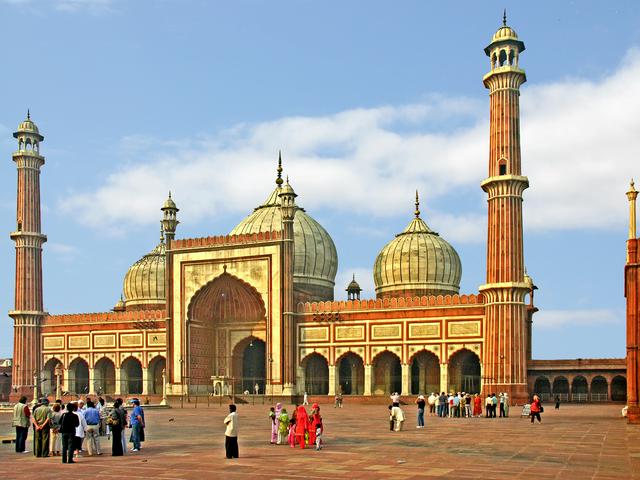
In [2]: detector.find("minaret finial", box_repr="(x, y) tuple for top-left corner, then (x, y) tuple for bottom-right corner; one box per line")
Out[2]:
(27, 109), (30, 120)
(503, 9), (507, 26)
(276, 150), (284, 186)
(414, 190), (420, 218)
(628, 178), (638, 240)
(168, 190), (172, 199)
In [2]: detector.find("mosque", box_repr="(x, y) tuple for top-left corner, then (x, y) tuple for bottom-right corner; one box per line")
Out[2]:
(7, 18), (628, 405)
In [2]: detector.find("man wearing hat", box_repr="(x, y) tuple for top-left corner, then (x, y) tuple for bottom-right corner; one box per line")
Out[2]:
(32, 398), (51, 457)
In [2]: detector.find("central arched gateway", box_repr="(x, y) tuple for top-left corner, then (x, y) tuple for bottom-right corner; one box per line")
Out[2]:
(187, 270), (267, 388)
(233, 337), (266, 394)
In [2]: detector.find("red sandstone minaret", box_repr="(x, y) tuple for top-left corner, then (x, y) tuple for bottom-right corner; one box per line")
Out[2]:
(9, 112), (47, 400)
(625, 179), (639, 423)
(278, 154), (298, 395)
(480, 14), (530, 404)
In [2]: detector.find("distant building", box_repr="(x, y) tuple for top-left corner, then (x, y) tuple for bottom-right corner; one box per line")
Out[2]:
(7, 18), (627, 404)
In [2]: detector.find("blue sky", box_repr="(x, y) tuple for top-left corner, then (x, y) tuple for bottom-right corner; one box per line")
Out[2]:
(1, 0), (639, 359)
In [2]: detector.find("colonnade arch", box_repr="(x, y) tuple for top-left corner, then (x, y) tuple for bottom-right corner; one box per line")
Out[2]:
(68, 358), (89, 395)
(337, 352), (364, 395)
(94, 357), (116, 395)
(372, 351), (401, 395)
(410, 350), (440, 395)
(42, 358), (63, 397)
(121, 357), (143, 395)
(302, 353), (329, 395)
(448, 349), (481, 394)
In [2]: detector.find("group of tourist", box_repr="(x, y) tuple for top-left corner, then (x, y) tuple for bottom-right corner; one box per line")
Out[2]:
(12, 395), (146, 462)
(421, 392), (511, 419)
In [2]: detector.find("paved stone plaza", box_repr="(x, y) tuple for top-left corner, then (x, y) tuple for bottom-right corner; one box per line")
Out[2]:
(1, 403), (639, 479)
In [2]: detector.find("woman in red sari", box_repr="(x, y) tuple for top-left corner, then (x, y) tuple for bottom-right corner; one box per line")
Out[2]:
(473, 394), (483, 417)
(308, 403), (320, 445)
(294, 405), (309, 449)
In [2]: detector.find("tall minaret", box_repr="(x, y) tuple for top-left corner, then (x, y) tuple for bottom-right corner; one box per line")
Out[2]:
(278, 156), (297, 395)
(625, 179), (639, 424)
(479, 14), (531, 404)
(9, 112), (47, 399)
(161, 192), (179, 384)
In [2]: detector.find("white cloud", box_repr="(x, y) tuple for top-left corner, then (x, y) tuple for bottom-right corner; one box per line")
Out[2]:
(59, 49), (640, 240)
(534, 309), (623, 329)
(48, 242), (78, 262)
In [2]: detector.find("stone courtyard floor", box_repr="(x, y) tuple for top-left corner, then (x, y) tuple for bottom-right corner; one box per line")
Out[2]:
(1, 402), (639, 479)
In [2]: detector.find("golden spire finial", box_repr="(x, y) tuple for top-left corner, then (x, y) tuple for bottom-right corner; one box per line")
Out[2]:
(276, 151), (283, 186)
(168, 190), (172, 199)
(628, 178), (638, 240)
(414, 190), (421, 218)
(503, 9), (507, 26)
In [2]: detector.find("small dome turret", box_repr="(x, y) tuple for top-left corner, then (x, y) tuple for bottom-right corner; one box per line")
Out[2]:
(346, 274), (362, 300)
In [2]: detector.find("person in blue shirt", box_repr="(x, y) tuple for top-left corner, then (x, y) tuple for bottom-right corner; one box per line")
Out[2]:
(129, 399), (145, 452)
(83, 399), (102, 455)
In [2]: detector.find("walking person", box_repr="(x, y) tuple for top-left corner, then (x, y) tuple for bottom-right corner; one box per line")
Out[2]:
(60, 402), (79, 464)
(224, 404), (239, 459)
(32, 398), (51, 457)
(49, 403), (63, 456)
(415, 395), (426, 428)
(311, 407), (323, 450)
(84, 399), (101, 455)
(309, 403), (320, 446)
(108, 398), (126, 456)
(499, 393), (506, 418)
(491, 393), (498, 418)
(129, 399), (145, 452)
(530, 394), (543, 424)
(555, 395), (561, 410)
(12, 395), (31, 454)
(485, 394), (492, 417)
(303, 392), (309, 406)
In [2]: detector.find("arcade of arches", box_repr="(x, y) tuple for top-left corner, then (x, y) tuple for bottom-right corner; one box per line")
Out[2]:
(298, 348), (481, 396)
(531, 374), (627, 402)
(40, 355), (167, 397)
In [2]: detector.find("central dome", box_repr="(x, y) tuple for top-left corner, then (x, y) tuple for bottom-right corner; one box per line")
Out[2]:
(373, 193), (461, 299)
(230, 163), (338, 303)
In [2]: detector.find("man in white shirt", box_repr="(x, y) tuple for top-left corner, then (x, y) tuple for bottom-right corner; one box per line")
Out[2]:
(224, 404), (239, 459)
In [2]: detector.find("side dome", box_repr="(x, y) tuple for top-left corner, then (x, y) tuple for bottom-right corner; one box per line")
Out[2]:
(373, 193), (461, 299)
(123, 241), (166, 308)
(230, 183), (338, 303)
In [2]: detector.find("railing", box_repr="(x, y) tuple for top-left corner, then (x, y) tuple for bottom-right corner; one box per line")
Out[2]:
(590, 393), (608, 401)
(571, 393), (589, 402)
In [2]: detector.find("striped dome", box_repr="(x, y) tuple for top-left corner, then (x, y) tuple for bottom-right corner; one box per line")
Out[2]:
(230, 186), (338, 297)
(373, 204), (461, 298)
(123, 242), (166, 307)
